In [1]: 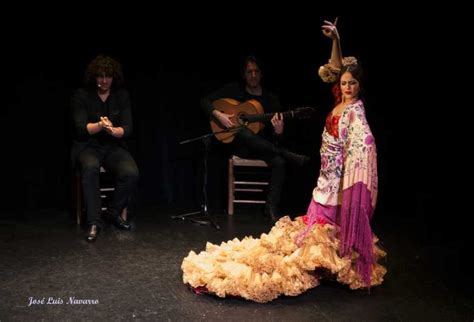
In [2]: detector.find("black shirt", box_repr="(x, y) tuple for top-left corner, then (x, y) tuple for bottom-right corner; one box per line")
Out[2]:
(70, 88), (133, 165)
(71, 88), (133, 145)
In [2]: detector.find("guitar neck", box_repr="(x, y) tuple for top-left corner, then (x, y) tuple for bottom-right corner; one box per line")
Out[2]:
(243, 110), (297, 123)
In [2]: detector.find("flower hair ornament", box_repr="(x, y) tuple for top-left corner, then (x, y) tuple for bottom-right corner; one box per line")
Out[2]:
(318, 56), (358, 83)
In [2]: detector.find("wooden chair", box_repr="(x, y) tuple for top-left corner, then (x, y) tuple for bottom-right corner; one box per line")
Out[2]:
(73, 167), (127, 225)
(228, 155), (270, 215)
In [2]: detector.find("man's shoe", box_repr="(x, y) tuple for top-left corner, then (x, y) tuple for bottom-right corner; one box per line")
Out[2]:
(86, 224), (100, 242)
(114, 216), (131, 231)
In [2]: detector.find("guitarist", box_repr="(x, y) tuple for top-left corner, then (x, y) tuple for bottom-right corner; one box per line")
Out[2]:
(201, 55), (309, 222)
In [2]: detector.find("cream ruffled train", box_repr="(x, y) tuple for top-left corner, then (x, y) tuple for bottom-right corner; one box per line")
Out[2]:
(182, 216), (386, 303)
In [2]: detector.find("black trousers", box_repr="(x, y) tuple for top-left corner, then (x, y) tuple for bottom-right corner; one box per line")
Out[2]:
(232, 128), (286, 211)
(77, 143), (139, 227)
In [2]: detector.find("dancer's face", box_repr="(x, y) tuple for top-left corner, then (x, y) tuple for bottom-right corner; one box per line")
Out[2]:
(340, 71), (360, 102)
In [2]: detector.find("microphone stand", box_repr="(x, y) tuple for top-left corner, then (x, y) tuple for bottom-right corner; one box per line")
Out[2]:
(171, 126), (244, 230)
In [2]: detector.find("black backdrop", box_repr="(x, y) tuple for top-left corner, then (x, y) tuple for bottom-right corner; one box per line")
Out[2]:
(1, 10), (447, 238)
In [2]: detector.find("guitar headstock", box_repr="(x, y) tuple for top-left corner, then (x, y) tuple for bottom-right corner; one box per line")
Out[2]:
(292, 107), (315, 119)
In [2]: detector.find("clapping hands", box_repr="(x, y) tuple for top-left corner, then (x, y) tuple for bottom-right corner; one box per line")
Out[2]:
(100, 116), (115, 135)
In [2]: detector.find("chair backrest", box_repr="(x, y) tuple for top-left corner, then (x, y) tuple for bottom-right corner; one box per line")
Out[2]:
(228, 155), (270, 215)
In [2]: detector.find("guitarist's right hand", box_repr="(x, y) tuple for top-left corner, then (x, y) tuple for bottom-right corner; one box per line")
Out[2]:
(212, 110), (235, 128)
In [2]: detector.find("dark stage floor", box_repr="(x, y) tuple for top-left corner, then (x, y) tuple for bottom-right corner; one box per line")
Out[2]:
(0, 206), (472, 321)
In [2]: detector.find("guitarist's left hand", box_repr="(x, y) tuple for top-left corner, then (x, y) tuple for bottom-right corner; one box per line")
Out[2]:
(271, 113), (284, 135)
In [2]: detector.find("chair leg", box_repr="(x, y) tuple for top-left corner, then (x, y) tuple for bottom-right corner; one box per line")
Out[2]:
(74, 168), (129, 226)
(75, 173), (83, 225)
(228, 158), (234, 215)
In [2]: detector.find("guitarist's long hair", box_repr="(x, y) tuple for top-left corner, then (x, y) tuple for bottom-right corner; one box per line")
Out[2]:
(240, 55), (263, 77)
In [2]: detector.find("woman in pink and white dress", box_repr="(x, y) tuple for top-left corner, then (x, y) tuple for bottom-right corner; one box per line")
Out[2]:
(181, 20), (386, 303)
(299, 19), (382, 288)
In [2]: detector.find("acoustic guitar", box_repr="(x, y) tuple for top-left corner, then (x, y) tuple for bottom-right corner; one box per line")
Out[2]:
(210, 98), (314, 143)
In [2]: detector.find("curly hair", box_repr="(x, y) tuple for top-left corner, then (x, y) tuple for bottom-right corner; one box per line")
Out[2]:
(84, 55), (124, 89)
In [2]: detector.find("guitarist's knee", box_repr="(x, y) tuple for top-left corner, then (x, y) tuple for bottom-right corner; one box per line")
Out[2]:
(235, 127), (254, 139)
(270, 155), (287, 168)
